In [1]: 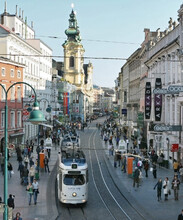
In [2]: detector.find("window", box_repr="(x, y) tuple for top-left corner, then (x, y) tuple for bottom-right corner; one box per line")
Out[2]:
(17, 70), (21, 78)
(69, 56), (74, 68)
(1, 84), (6, 101)
(1, 68), (5, 76)
(17, 111), (21, 127)
(17, 86), (21, 102)
(11, 87), (15, 101)
(1, 112), (5, 128)
(10, 112), (15, 128)
(10, 69), (14, 77)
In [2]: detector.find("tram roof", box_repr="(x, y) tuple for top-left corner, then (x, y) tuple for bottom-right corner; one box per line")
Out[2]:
(60, 148), (86, 166)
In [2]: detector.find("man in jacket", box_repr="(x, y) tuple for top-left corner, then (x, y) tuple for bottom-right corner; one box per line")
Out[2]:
(178, 209), (183, 220)
(133, 167), (140, 188)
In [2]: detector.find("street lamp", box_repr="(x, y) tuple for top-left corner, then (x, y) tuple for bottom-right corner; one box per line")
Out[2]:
(0, 82), (45, 220)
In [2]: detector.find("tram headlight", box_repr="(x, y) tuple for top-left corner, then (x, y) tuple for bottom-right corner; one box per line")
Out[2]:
(72, 192), (77, 197)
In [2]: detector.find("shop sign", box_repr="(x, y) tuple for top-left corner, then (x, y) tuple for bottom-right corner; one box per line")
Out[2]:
(154, 124), (182, 132)
(145, 82), (151, 119)
(171, 144), (179, 152)
(154, 78), (162, 121)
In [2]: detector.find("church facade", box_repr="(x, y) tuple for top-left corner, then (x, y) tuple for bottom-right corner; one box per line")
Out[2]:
(62, 8), (93, 122)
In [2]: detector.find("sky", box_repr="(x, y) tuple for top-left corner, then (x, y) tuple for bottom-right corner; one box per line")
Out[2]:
(2, 0), (183, 87)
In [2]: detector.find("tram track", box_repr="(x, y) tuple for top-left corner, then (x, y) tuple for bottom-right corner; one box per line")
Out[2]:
(88, 125), (148, 220)
(56, 120), (152, 220)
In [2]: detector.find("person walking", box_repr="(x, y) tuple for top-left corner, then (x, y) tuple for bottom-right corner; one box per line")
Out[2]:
(144, 160), (149, 177)
(152, 163), (157, 179)
(7, 194), (15, 209)
(43, 156), (50, 173)
(7, 162), (13, 179)
(133, 167), (140, 189)
(18, 162), (24, 179)
(163, 177), (170, 201)
(154, 178), (163, 201)
(172, 175), (180, 200)
(29, 166), (35, 183)
(26, 182), (33, 205)
(13, 212), (22, 220)
(32, 178), (39, 205)
(177, 209), (183, 220)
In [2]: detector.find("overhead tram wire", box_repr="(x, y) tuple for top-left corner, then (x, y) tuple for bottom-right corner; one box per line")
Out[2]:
(0, 53), (127, 61)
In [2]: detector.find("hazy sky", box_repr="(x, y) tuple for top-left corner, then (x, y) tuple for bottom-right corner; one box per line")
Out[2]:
(2, 0), (183, 87)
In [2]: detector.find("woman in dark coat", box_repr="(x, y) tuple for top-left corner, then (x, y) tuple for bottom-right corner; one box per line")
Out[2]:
(154, 178), (162, 201)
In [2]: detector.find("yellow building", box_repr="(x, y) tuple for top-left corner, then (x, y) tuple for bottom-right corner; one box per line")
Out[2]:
(62, 8), (93, 121)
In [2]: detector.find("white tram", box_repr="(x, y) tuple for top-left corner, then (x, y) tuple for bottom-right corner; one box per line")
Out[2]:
(57, 148), (88, 204)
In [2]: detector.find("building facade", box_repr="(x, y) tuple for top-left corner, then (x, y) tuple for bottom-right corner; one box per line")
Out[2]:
(0, 57), (24, 153)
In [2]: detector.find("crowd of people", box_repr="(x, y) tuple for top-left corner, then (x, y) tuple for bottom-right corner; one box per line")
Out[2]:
(99, 116), (183, 207)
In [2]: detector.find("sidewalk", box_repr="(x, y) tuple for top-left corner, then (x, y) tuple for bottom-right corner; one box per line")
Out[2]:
(102, 136), (183, 220)
(0, 145), (59, 220)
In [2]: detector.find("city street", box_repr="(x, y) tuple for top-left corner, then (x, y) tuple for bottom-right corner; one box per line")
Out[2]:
(0, 118), (183, 219)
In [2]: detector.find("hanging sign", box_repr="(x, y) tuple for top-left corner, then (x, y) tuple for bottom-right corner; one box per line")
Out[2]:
(171, 144), (179, 152)
(154, 78), (162, 121)
(145, 82), (151, 119)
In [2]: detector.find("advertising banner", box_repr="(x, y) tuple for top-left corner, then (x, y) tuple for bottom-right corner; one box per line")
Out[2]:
(145, 82), (151, 119)
(154, 78), (162, 121)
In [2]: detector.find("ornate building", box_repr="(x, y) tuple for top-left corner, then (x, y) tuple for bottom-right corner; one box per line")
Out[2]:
(62, 8), (93, 121)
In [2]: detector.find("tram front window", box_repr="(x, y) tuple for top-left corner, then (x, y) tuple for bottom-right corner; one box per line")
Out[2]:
(63, 175), (85, 185)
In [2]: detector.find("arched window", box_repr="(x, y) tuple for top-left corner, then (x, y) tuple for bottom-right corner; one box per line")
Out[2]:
(69, 56), (74, 67)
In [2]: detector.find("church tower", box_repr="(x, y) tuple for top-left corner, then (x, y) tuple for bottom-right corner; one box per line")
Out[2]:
(62, 8), (85, 89)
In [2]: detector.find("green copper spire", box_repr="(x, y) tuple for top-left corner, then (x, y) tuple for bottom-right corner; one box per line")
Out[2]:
(64, 9), (81, 43)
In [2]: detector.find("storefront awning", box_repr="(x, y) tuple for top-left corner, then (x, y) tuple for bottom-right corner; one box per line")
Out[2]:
(9, 132), (25, 137)
(55, 120), (62, 125)
(39, 123), (53, 129)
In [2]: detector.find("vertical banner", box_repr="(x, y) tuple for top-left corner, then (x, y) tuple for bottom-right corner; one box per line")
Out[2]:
(67, 92), (70, 115)
(63, 92), (67, 115)
(145, 82), (151, 119)
(154, 78), (162, 121)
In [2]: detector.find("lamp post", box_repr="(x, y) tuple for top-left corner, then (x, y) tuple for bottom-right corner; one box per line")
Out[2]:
(0, 82), (45, 220)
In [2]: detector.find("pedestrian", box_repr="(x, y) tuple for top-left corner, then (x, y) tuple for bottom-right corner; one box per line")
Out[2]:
(179, 166), (183, 183)
(154, 178), (163, 201)
(152, 163), (157, 179)
(7, 194), (15, 209)
(29, 166), (35, 183)
(23, 155), (29, 168)
(22, 166), (29, 185)
(178, 209), (183, 220)
(32, 178), (39, 205)
(8, 162), (13, 179)
(133, 167), (140, 189)
(18, 162), (24, 179)
(114, 152), (117, 168)
(43, 156), (50, 173)
(163, 177), (170, 201)
(144, 160), (149, 177)
(172, 175), (180, 200)
(26, 182), (33, 205)
(13, 212), (22, 220)
(0, 154), (4, 175)
(173, 160), (179, 173)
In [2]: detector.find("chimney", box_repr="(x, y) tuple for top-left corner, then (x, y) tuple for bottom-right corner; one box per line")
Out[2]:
(31, 21), (34, 28)
(19, 8), (21, 18)
(16, 5), (18, 15)
(22, 10), (24, 20)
